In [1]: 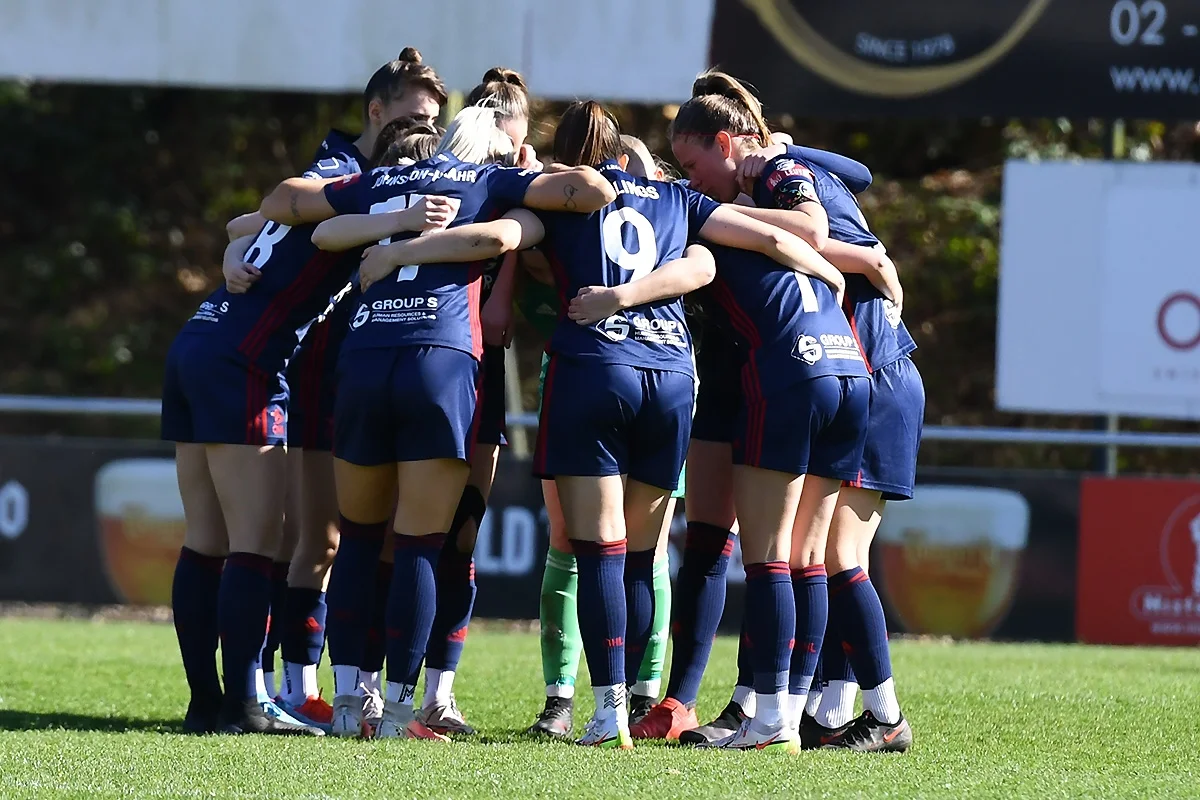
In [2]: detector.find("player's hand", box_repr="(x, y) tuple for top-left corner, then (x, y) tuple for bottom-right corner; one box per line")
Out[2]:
(770, 131), (794, 146)
(481, 293), (515, 348)
(517, 144), (543, 172)
(824, 272), (846, 309)
(223, 262), (261, 294)
(403, 195), (459, 232)
(568, 286), (623, 325)
(872, 252), (904, 319)
(737, 144), (786, 194)
(358, 244), (398, 293)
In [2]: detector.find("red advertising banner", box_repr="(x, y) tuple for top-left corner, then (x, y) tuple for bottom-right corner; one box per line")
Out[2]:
(1077, 477), (1200, 645)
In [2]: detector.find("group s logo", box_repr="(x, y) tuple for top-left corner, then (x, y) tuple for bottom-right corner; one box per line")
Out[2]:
(793, 334), (824, 364)
(351, 303), (370, 329)
(601, 315), (631, 342)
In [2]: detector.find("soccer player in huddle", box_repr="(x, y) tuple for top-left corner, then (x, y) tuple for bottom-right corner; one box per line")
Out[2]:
(165, 46), (450, 737)
(524, 135), (681, 739)
(669, 70), (920, 752)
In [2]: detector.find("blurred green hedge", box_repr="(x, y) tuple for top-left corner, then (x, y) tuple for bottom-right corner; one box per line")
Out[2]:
(1, 82), (1196, 472)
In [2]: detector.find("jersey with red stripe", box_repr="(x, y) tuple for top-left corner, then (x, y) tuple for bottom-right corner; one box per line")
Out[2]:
(753, 153), (916, 372)
(706, 245), (867, 386)
(537, 161), (719, 377)
(327, 153), (537, 359)
(178, 129), (368, 369)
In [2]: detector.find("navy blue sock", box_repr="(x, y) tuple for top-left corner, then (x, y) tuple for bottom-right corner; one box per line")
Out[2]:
(623, 548), (656, 684)
(361, 559), (391, 674)
(260, 561), (289, 675)
(828, 567), (891, 689)
(788, 565), (829, 696)
(281, 587), (326, 667)
(736, 612), (753, 689)
(218, 552), (273, 703)
(819, 611), (855, 685)
(172, 547), (224, 704)
(325, 516), (386, 669)
(665, 523), (733, 706)
(744, 562), (795, 697)
(426, 547), (476, 672)
(385, 533), (446, 689)
(572, 538), (627, 688)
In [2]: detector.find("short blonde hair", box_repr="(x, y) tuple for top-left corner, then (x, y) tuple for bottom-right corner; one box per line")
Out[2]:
(437, 107), (517, 166)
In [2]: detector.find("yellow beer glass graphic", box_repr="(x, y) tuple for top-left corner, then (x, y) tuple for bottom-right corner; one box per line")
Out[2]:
(741, 0), (1051, 97)
(95, 459), (187, 605)
(876, 486), (1030, 638)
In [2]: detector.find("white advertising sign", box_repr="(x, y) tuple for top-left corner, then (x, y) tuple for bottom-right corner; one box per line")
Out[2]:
(0, 0), (714, 102)
(998, 161), (1200, 420)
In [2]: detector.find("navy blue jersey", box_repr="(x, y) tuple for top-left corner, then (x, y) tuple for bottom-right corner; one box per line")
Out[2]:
(753, 154), (916, 372)
(706, 245), (867, 388)
(787, 145), (872, 194)
(302, 129), (364, 180)
(480, 255), (504, 305)
(326, 153), (537, 359)
(180, 129), (368, 369)
(538, 161), (719, 377)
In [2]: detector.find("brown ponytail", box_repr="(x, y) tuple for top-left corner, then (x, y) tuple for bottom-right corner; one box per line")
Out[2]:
(479, 67), (527, 91)
(669, 70), (771, 148)
(362, 47), (448, 119)
(553, 101), (622, 168)
(466, 66), (531, 122)
(370, 118), (444, 167)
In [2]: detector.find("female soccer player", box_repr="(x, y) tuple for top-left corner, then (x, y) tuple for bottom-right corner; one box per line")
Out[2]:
(670, 70), (918, 753)
(162, 89), (438, 737)
(264, 105), (617, 740)
(638, 143), (885, 745)
(520, 135), (678, 739)
(218, 51), (449, 733)
(417, 66), (538, 737)
(357, 101), (847, 748)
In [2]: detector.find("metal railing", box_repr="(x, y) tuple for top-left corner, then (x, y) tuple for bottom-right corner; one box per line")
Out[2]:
(2, 394), (1198, 451)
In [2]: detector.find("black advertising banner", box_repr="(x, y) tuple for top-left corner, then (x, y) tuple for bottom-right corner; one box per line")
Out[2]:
(0, 436), (1080, 641)
(709, 0), (1200, 118)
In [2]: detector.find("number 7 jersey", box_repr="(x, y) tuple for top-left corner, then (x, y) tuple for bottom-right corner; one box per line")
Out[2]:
(537, 161), (719, 378)
(324, 153), (538, 359)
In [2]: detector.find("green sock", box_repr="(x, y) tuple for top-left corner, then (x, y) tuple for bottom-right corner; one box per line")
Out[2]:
(635, 554), (672, 696)
(539, 545), (583, 692)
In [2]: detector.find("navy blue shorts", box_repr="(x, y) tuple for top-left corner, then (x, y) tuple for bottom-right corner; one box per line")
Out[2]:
(534, 356), (694, 491)
(161, 333), (288, 447)
(475, 345), (508, 447)
(734, 371), (869, 481)
(287, 317), (338, 451)
(850, 356), (924, 501)
(333, 345), (480, 467)
(692, 333), (743, 444)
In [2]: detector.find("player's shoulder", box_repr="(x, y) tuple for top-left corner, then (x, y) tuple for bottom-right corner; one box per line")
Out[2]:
(765, 154), (818, 188)
(307, 128), (367, 175)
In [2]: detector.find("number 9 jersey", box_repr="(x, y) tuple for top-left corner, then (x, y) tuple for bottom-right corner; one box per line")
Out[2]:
(537, 161), (720, 378)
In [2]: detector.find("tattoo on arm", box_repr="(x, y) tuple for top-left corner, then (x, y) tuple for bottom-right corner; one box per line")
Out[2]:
(562, 183), (578, 211)
(288, 191), (302, 223)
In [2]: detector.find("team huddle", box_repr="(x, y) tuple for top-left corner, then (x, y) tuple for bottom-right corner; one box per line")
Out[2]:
(162, 46), (923, 754)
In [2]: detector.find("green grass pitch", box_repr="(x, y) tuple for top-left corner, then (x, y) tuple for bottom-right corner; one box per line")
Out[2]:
(0, 617), (1196, 799)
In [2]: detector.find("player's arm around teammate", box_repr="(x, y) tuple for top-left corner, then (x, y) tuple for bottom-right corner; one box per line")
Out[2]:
(672, 70), (918, 751)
